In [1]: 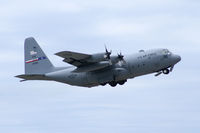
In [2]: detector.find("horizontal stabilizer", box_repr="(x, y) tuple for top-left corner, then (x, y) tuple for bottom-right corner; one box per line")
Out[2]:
(15, 74), (52, 81)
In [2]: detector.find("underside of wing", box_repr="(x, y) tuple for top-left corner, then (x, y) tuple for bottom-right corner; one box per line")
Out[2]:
(55, 51), (91, 67)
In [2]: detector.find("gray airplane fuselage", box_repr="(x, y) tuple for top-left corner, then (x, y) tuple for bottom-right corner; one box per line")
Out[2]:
(45, 49), (181, 87)
(16, 38), (181, 88)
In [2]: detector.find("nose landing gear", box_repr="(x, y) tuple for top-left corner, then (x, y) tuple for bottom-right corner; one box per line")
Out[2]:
(162, 69), (169, 74)
(155, 66), (174, 77)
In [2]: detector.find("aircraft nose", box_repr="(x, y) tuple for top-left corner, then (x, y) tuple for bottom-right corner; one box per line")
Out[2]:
(174, 55), (181, 63)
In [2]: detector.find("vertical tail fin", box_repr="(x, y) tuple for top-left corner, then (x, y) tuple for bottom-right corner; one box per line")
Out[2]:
(24, 37), (54, 74)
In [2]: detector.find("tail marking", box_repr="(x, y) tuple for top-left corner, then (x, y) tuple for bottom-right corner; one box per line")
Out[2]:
(25, 56), (47, 64)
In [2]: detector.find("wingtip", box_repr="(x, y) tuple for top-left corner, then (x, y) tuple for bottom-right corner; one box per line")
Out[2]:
(54, 52), (59, 55)
(55, 51), (67, 56)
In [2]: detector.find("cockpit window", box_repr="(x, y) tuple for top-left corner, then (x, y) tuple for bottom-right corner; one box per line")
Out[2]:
(163, 49), (172, 56)
(162, 49), (172, 59)
(167, 52), (172, 56)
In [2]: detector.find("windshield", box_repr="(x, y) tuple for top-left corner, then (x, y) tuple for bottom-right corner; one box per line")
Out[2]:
(162, 49), (172, 59)
(163, 49), (172, 55)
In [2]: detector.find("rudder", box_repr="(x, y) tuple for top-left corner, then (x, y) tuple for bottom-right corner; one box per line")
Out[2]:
(24, 37), (54, 74)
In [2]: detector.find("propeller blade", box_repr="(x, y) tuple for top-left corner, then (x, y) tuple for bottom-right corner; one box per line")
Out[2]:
(104, 45), (112, 65)
(155, 71), (162, 77)
(117, 52), (124, 60)
(105, 45), (108, 53)
(105, 45), (111, 54)
(104, 45), (112, 59)
(117, 51), (126, 66)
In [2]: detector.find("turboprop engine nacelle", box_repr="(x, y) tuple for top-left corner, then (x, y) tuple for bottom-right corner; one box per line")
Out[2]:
(113, 68), (129, 81)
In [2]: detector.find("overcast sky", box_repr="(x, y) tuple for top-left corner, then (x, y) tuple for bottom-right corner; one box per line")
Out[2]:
(0, 0), (200, 133)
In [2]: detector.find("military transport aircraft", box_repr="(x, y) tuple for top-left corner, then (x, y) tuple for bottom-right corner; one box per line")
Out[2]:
(16, 37), (181, 87)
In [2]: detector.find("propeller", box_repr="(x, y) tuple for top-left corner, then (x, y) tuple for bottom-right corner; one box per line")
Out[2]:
(104, 46), (112, 65)
(117, 52), (126, 66)
(104, 46), (112, 59)
(118, 52), (124, 60)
